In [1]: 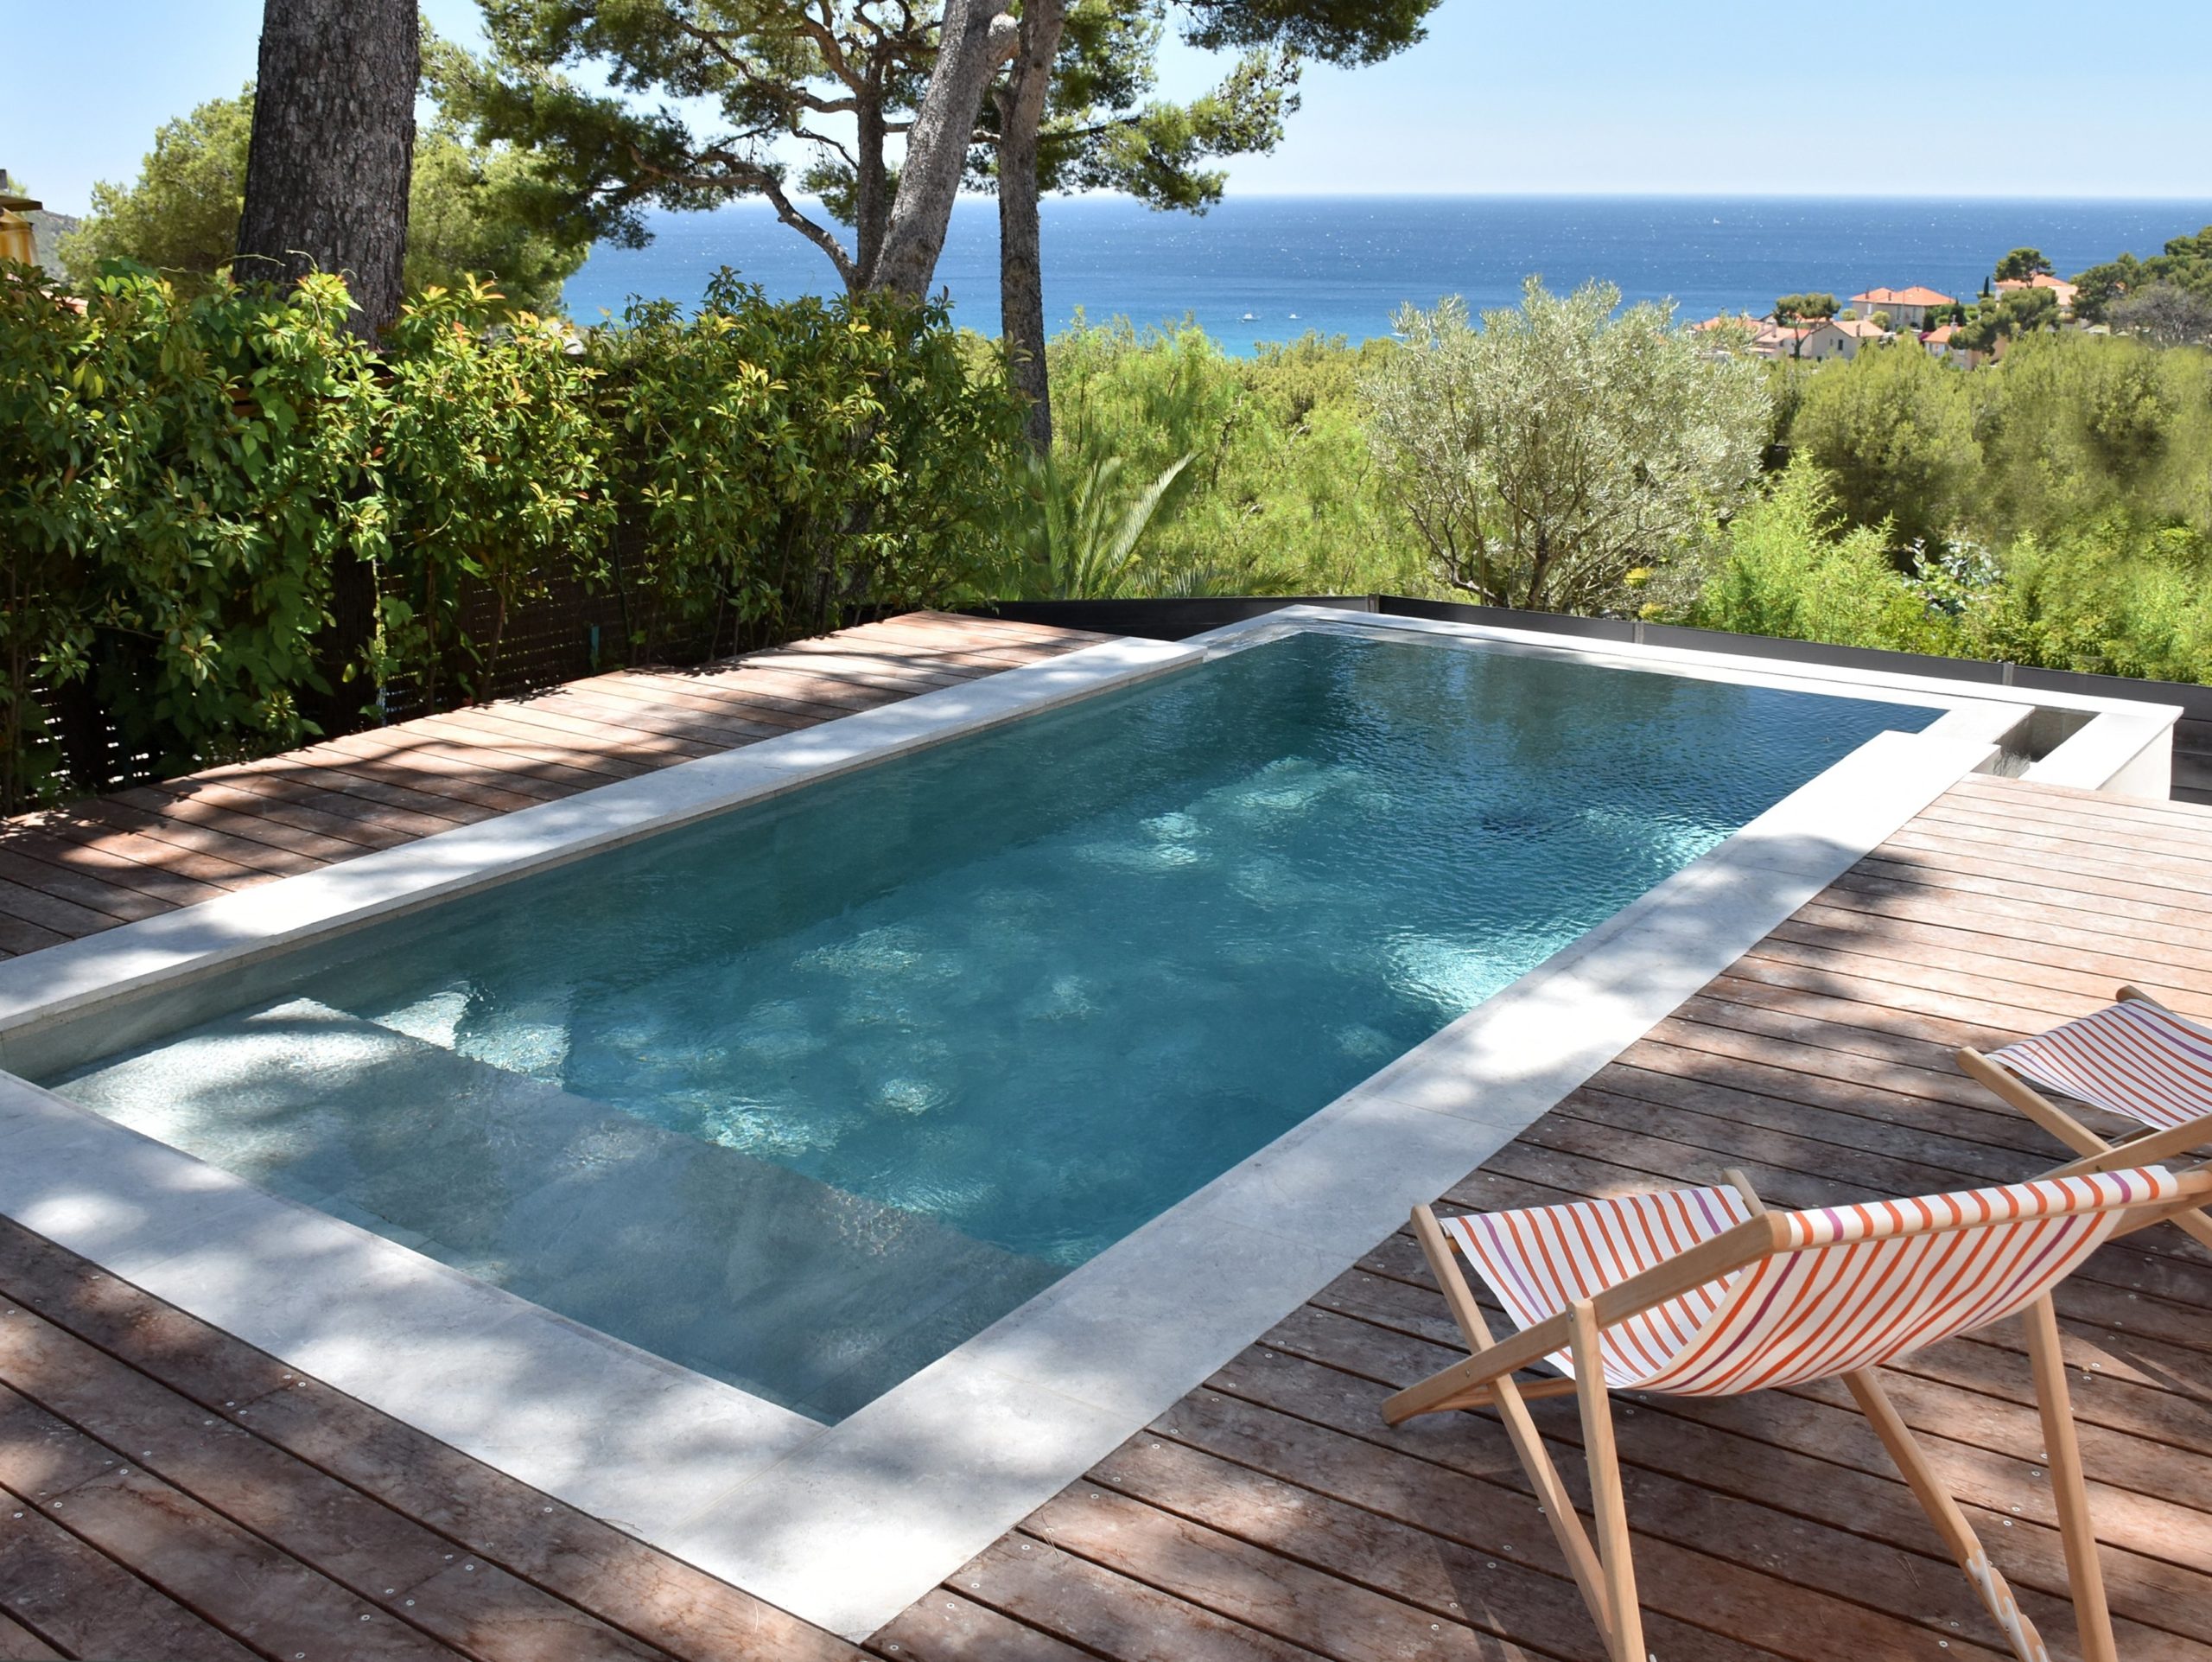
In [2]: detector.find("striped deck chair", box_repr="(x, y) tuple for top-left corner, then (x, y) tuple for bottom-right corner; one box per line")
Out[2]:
(1382, 1163), (2212, 1662)
(1958, 985), (2212, 1252)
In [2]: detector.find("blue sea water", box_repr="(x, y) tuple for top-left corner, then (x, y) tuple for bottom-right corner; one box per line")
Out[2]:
(563, 194), (2212, 351)
(53, 628), (1938, 1417)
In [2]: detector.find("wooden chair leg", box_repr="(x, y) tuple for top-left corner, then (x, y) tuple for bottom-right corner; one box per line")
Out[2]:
(1572, 1299), (1645, 1662)
(2022, 1295), (2117, 1662)
(1845, 1366), (2050, 1662)
(1402, 1207), (1615, 1640)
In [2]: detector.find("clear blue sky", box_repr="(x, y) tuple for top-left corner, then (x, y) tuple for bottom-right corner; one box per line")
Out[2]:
(5, 0), (2208, 215)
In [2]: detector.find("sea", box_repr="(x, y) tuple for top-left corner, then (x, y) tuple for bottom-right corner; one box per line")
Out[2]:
(561, 194), (2212, 353)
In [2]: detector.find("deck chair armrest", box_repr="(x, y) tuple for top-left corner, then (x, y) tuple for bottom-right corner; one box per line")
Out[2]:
(2116, 984), (2175, 1015)
(2107, 1162), (2212, 1239)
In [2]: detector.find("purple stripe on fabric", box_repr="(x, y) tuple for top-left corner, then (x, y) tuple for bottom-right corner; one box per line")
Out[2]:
(1463, 1213), (1552, 1319)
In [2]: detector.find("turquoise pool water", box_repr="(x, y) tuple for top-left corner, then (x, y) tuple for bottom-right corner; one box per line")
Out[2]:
(53, 630), (1938, 1419)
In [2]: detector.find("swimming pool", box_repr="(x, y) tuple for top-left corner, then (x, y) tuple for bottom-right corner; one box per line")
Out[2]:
(41, 627), (1941, 1422)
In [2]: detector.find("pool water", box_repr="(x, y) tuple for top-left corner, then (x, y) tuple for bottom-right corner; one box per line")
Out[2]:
(52, 630), (1937, 1419)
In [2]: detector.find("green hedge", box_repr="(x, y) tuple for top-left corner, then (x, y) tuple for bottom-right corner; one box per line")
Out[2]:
(0, 261), (1021, 812)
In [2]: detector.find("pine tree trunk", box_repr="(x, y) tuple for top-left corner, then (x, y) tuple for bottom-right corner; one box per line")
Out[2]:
(237, 0), (417, 738)
(873, 0), (1016, 301)
(997, 0), (1065, 455)
(854, 76), (890, 289)
(235, 0), (419, 341)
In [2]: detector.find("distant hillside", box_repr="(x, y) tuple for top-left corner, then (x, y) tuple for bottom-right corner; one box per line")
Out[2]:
(27, 208), (80, 275)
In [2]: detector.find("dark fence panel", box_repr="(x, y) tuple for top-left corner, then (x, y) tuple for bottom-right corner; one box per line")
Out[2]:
(968, 594), (2212, 805)
(1636, 621), (2012, 685)
(372, 564), (720, 726)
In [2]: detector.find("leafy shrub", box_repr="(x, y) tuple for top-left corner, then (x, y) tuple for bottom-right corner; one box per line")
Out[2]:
(1960, 521), (2212, 682)
(1967, 332), (2212, 544)
(1681, 459), (1943, 652)
(375, 278), (613, 707)
(0, 261), (378, 806)
(1001, 450), (1198, 599)
(595, 273), (1023, 653)
(1044, 317), (1428, 597)
(0, 262), (1022, 811)
(1672, 458), (2212, 686)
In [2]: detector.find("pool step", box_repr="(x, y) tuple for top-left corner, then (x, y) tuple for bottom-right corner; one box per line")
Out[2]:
(53, 999), (1061, 1422)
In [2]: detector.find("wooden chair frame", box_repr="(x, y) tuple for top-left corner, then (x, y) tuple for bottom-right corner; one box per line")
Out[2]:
(1382, 1165), (2212, 1662)
(1956, 984), (2212, 1255)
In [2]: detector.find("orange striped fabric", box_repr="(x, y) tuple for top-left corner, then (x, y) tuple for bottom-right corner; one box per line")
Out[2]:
(1989, 999), (2212, 1134)
(1442, 1186), (1756, 1387)
(1444, 1168), (2179, 1397)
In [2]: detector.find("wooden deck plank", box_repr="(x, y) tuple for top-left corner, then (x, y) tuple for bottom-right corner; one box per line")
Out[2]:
(1919, 794), (2212, 860)
(0, 848), (179, 926)
(945, 1532), (1324, 1662)
(1823, 868), (2212, 959)
(866, 1590), (1103, 1662)
(0, 822), (248, 906)
(734, 647), (974, 696)
(105, 780), (385, 864)
(200, 747), (510, 823)
(559, 672), (814, 733)
(0, 1494), (259, 1662)
(0, 1302), (688, 1662)
(67, 793), (337, 878)
(0, 876), (125, 941)
(0, 1385), (463, 1662)
(0, 1609), (61, 1661)
(524, 684), (795, 750)
(1020, 1477), (1559, 1662)
(175, 767), (479, 842)
(0, 1223), (864, 1662)
(283, 731), (577, 809)
(614, 668), (886, 726)
(1094, 1406), (1785, 1662)
(0, 914), (67, 958)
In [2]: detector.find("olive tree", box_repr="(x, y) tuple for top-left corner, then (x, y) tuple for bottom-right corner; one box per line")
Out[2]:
(1363, 278), (1769, 613)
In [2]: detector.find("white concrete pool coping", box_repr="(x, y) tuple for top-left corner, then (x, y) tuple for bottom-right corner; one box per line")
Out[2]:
(0, 608), (2183, 1639)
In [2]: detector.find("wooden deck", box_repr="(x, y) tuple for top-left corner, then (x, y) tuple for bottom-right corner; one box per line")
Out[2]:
(0, 611), (1108, 960)
(2, 650), (2210, 1659)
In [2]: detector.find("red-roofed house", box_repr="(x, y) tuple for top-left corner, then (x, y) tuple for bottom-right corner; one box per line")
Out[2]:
(1744, 316), (1888, 362)
(1994, 272), (2080, 313)
(1801, 316), (1889, 360)
(1849, 285), (1956, 330)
